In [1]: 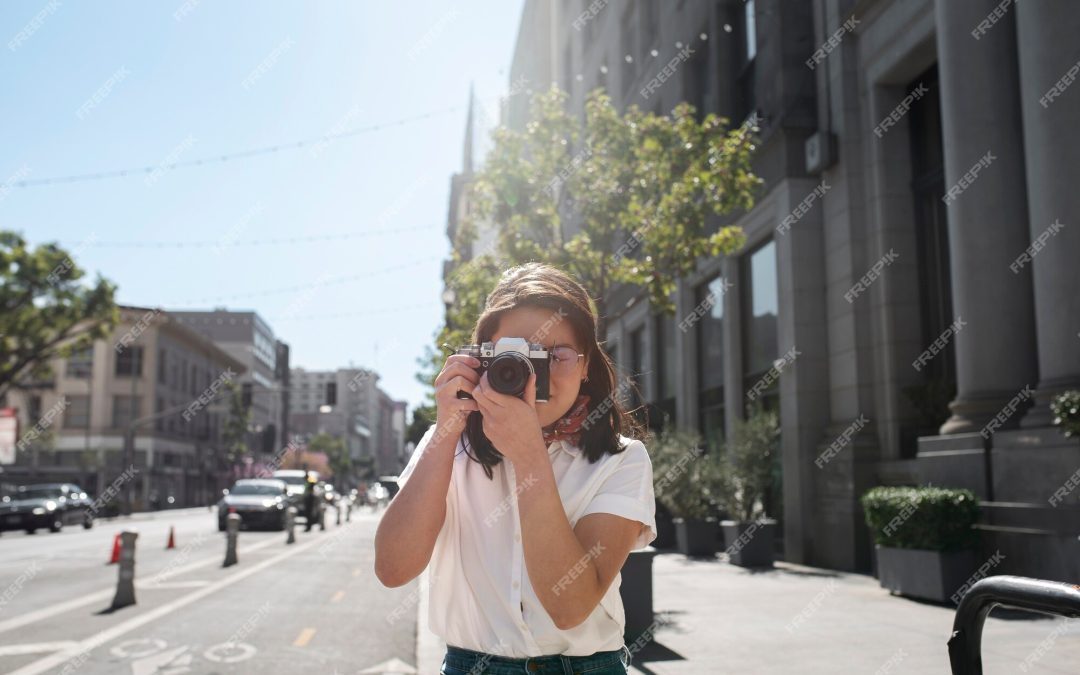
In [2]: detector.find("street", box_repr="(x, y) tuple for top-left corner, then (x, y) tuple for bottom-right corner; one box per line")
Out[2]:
(0, 506), (416, 675)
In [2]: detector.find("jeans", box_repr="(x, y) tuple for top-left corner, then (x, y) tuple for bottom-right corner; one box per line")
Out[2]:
(440, 645), (631, 674)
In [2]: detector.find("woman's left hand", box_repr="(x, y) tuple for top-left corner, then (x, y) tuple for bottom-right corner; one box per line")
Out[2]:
(472, 371), (547, 467)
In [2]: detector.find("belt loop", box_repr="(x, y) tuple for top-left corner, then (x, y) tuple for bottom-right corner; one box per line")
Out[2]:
(560, 654), (573, 675)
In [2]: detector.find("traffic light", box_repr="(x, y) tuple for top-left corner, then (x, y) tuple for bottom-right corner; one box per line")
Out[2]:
(241, 383), (253, 408)
(325, 382), (337, 407)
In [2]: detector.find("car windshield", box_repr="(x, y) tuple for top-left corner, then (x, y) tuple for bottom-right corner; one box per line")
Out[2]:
(17, 488), (63, 500)
(230, 484), (283, 496)
(275, 475), (306, 486)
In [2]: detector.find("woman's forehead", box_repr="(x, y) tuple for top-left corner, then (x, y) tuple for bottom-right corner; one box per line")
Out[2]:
(493, 306), (580, 346)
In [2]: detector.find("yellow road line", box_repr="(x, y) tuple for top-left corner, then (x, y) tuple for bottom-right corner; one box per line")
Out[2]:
(331, 590), (345, 603)
(293, 627), (316, 647)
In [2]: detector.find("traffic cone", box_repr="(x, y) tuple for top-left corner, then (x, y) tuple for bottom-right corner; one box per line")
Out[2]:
(165, 526), (176, 550)
(108, 533), (122, 564)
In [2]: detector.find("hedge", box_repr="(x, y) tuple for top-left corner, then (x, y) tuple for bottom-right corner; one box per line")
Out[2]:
(861, 486), (979, 552)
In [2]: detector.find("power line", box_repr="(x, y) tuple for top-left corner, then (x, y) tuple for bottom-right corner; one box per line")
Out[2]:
(13, 105), (463, 188)
(266, 301), (442, 322)
(67, 223), (439, 248)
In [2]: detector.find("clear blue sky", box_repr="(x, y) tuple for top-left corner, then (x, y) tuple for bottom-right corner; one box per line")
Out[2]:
(1, 0), (525, 412)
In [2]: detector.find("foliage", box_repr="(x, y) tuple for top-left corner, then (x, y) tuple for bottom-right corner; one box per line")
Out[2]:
(1050, 390), (1080, 439)
(861, 486), (980, 552)
(0, 231), (119, 399)
(716, 405), (779, 522)
(422, 87), (761, 393)
(307, 432), (350, 482)
(649, 427), (723, 521)
(221, 380), (251, 468)
(406, 404), (436, 446)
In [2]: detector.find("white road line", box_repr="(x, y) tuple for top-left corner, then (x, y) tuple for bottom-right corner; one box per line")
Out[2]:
(10, 532), (327, 675)
(0, 642), (78, 657)
(0, 536), (280, 635)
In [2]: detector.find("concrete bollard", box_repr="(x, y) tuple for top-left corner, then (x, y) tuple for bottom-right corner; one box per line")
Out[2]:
(223, 513), (240, 567)
(319, 506), (326, 531)
(346, 501), (351, 522)
(336, 504), (342, 526)
(111, 529), (138, 610)
(286, 506), (296, 544)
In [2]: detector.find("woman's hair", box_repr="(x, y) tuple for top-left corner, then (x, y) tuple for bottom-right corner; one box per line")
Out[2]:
(462, 263), (639, 478)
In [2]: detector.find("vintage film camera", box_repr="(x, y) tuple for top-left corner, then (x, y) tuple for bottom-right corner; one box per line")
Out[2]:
(456, 337), (550, 402)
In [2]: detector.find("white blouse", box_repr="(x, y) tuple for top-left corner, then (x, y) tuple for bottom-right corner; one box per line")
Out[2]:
(397, 425), (657, 658)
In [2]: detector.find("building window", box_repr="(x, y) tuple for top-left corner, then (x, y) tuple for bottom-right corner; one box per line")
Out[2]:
(733, 0), (758, 123)
(66, 347), (93, 378)
(112, 395), (141, 428)
(115, 346), (143, 377)
(158, 350), (167, 384)
(65, 395), (90, 429)
(742, 240), (779, 411)
(653, 315), (678, 430)
(156, 397), (165, 432)
(190, 364), (198, 396)
(697, 275), (727, 451)
(744, 0), (757, 61)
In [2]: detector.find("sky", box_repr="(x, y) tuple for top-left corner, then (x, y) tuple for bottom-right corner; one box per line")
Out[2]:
(1, 0), (526, 412)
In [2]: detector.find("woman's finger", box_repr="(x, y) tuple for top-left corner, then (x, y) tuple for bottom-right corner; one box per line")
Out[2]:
(434, 358), (481, 387)
(436, 375), (476, 400)
(476, 372), (507, 408)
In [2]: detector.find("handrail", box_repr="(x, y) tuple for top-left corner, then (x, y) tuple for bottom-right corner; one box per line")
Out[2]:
(948, 575), (1080, 674)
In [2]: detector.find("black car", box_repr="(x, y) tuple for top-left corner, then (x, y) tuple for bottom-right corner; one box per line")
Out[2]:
(217, 479), (289, 531)
(0, 483), (95, 534)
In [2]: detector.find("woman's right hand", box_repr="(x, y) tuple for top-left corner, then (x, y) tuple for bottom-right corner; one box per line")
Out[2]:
(433, 354), (482, 438)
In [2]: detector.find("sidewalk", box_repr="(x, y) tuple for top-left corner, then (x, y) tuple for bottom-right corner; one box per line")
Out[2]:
(418, 554), (1080, 673)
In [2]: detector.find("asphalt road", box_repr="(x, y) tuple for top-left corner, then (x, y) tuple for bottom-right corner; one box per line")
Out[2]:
(0, 505), (419, 674)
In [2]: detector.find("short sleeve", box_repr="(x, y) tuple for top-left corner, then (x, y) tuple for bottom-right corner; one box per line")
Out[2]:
(578, 439), (657, 549)
(397, 424), (437, 489)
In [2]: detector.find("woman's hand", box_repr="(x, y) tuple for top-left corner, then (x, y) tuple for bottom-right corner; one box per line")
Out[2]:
(433, 354), (481, 440)
(472, 371), (547, 467)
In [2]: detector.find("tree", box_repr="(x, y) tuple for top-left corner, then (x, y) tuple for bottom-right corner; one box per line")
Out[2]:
(406, 404), (436, 445)
(0, 231), (118, 399)
(421, 87), (761, 392)
(307, 432), (350, 482)
(221, 380), (251, 470)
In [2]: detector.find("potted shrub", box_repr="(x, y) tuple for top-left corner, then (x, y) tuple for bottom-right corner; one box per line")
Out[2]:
(861, 486), (980, 603)
(650, 428), (719, 557)
(1051, 390), (1080, 439)
(717, 406), (780, 567)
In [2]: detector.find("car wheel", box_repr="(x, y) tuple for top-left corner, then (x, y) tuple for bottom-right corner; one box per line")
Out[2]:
(83, 515), (94, 529)
(49, 518), (63, 533)
(25, 528), (36, 535)
(276, 513), (287, 531)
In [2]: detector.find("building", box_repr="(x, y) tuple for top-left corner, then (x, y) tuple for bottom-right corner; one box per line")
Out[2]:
(456, 0), (1080, 581)
(168, 309), (289, 459)
(1, 306), (246, 509)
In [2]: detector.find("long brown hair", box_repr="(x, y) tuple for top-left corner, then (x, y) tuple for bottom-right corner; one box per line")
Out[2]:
(462, 263), (638, 478)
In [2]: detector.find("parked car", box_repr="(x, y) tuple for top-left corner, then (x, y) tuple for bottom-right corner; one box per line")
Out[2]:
(0, 483), (95, 534)
(271, 469), (324, 526)
(217, 479), (289, 531)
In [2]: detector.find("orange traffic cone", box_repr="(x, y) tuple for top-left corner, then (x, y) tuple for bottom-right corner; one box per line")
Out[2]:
(165, 526), (176, 550)
(108, 533), (122, 564)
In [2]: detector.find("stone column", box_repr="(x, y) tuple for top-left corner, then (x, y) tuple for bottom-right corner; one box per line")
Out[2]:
(934, 0), (1038, 434)
(1015, 1), (1080, 426)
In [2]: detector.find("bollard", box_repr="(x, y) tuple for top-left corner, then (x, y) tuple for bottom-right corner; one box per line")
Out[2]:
(110, 529), (138, 610)
(346, 501), (351, 522)
(223, 512), (240, 567)
(336, 504), (342, 526)
(319, 506), (326, 531)
(286, 506), (296, 545)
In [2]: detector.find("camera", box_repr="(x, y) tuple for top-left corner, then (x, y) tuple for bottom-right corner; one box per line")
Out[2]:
(456, 337), (550, 402)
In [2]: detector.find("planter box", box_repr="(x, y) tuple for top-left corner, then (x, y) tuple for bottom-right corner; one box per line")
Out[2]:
(673, 517), (717, 557)
(619, 547), (658, 644)
(721, 519), (776, 568)
(653, 505), (676, 549)
(874, 545), (980, 603)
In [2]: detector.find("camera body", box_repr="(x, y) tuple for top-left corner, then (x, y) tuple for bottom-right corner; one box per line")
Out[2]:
(456, 337), (550, 402)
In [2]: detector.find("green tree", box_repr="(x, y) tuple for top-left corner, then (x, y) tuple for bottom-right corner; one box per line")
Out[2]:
(221, 380), (251, 469)
(405, 404), (436, 445)
(307, 432), (350, 482)
(0, 231), (118, 399)
(422, 87), (761, 392)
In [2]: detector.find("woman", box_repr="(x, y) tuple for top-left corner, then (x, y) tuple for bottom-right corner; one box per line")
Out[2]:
(375, 263), (656, 674)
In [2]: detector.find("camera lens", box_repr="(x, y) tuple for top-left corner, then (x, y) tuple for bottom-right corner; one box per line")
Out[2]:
(488, 352), (532, 397)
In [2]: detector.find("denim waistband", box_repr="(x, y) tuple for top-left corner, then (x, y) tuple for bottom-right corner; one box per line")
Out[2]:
(443, 645), (629, 674)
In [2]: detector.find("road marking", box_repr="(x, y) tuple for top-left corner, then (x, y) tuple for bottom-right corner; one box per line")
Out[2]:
(138, 580), (211, 589)
(331, 590), (345, 603)
(0, 642), (78, 656)
(293, 628), (316, 647)
(0, 537), (279, 636)
(359, 658), (417, 674)
(8, 533), (326, 675)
